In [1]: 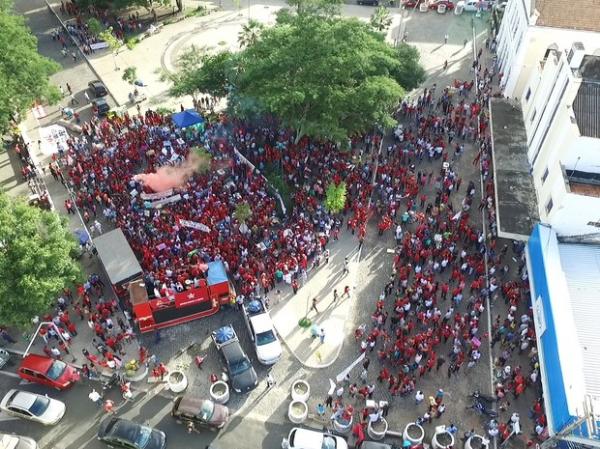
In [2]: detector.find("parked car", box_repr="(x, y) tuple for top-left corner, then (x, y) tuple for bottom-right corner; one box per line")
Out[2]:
(402, 0), (422, 7)
(171, 393), (229, 430)
(0, 389), (65, 426)
(17, 354), (79, 390)
(286, 428), (348, 449)
(92, 98), (110, 116)
(357, 0), (379, 5)
(429, 0), (455, 9)
(88, 80), (107, 97)
(211, 325), (258, 394)
(242, 299), (282, 365)
(0, 347), (10, 369)
(0, 433), (38, 449)
(460, 0), (491, 11)
(97, 417), (166, 449)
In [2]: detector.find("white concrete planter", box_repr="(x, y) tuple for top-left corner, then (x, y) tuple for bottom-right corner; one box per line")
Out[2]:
(432, 430), (455, 449)
(333, 415), (353, 435)
(419, 3), (428, 11)
(404, 423), (425, 444)
(210, 380), (230, 404)
(437, 4), (447, 13)
(288, 400), (308, 424)
(290, 380), (310, 402)
(367, 418), (388, 440)
(465, 435), (489, 449)
(167, 371), (188, 393)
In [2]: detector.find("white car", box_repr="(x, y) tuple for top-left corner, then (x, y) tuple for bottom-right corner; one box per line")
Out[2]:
(0, 389), (66, 426)
(286, 427), (348, 449)
(242, 300), (282, 365)
(0, 433), (38, 449)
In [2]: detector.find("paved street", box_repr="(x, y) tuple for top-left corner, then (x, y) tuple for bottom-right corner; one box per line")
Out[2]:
(0, 2), (540, 449)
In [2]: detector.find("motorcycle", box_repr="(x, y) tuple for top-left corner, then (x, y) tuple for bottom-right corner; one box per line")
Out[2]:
(467, 399), (498, 418)
(102, 372), (123, 391)
(471, 390), (497, 404)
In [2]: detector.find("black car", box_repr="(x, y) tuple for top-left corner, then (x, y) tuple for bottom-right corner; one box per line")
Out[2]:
(92, 98), (110, 116)
(97, 417), (166, 449)
(212, 326), (258, 394)
(88, 80), (108, 97)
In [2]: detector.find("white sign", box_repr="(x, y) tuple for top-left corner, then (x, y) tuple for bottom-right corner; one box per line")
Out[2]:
(90, 42), (109, 51)
(39, 125), (70, 156)
(140, 189), (174, 200)
(149, 194), (181, 208)
(534, 295), (547, 336)
(179, 219), (210, 233)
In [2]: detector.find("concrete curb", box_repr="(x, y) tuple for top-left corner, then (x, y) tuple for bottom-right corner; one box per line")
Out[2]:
(276, 241), (365, 370)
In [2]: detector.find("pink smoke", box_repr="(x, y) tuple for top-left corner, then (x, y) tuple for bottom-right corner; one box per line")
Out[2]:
(134, 152), (203, 192)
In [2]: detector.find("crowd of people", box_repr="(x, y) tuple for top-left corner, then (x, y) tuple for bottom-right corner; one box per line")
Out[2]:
(338, 43), (547, 446)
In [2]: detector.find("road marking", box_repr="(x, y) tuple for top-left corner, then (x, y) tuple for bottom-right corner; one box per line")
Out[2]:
(0, 414), (20, 423)
(0, 370), (21, 379)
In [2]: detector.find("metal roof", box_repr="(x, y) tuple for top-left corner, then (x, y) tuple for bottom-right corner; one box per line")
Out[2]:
(535, 0), (600, 32)
(573, 81), (600, 139)
(94, 229), (143, 286)
(557, 242), (600, 396)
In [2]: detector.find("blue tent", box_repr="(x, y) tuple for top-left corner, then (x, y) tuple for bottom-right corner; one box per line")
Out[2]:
(74, 228), (90, 245)
(172, 109), (204, 129)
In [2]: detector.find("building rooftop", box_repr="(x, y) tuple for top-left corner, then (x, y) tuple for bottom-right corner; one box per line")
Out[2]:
(534, 0), (600, 32)
(573, 81), (600, 139)
(566, 169), (600, 198)
(490, 98), (539, 240)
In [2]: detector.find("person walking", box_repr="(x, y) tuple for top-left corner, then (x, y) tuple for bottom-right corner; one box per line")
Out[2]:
(89, 388), (102, 407)
(266, 373), (275, 389)
(311, 297), (319, 314)
(444, 33), (449, 44)
(319, 328), (325, 344)
(343, 256), (350, 275)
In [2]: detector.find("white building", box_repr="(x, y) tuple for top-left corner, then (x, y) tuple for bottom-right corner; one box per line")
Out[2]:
(496, 0), (600, 98)
(520, 43), (600, 237)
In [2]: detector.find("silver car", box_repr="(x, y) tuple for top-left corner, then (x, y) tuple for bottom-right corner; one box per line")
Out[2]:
(0, 433), (38, 449)
(0, 348), (10, 369)
(0, 390), (66, 426)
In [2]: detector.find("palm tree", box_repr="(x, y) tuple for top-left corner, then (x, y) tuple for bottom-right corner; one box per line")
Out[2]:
(370, 6), (393, 33)
(238, 19), (264, 48)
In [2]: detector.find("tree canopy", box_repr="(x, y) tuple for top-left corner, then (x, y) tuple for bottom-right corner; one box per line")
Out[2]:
(162, 48), (233, 102)
(0, 0), (61, 133)
(164, 14), (426, 142)
(75, 0), (172, 12)
(232, 15), (423, 141)
(0, 193), (82, 328)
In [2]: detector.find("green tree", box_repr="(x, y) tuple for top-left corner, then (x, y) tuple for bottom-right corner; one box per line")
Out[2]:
(99, 26), (122, 70)
(86, 17), (103, 36)
(233, 202), (252, 224)
(77, 0), (171, 12)
(238, 19), (264, 48)
(122, 66), (138, 84)
(192, 147), (212, 173)
(0, 193), (81, 328)
(370, 6), (392, 32)
(0, 0), (61, 133)
(162, 48), (233, 101)
(233, 15), (416, 142)
(324, 182), (347, 214)
(392, 42), (427, 91)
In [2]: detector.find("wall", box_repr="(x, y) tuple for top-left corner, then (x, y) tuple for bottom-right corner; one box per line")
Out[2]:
(527, 225), (585, 434)
(500, 24), (600, 98)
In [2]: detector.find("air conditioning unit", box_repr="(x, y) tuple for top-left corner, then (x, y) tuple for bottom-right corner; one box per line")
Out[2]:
(567, 42), (585, 69)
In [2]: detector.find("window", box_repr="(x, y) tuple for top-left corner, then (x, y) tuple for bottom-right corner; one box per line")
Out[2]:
(541, 167), (549, 184)
(525, 88), (531, 102)
(545, 198), (554, 214)
(530, 108), (537, 123)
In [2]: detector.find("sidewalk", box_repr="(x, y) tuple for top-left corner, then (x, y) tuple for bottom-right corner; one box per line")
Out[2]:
(270, 229), (361, 369)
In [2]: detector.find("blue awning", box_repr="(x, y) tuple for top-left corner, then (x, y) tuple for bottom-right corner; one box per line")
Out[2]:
(172, 109), (204, 129)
